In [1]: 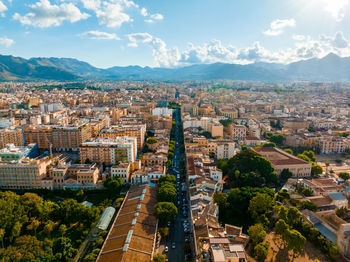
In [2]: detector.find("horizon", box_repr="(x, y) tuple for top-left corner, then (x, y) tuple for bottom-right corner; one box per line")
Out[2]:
(0, 0), (350, 68)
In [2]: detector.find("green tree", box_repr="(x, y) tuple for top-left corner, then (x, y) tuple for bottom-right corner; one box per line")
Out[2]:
(154, 202), (178, 223)
(302, 151), (316, 162)
(287, 207), (302, 227)
(53, 237), (77, 261)
(248, 223), (266, 245)
(269, 134), (284, 146)
(280, 169), (293, 183)
(153, 253), (167, 262)
(213, 192), (228, 208)
(248, 193), (273, 222)
(300, 187), (313, 197)
(285, 229), (306, 257)
(158, 227), (169, 239)
(284, 148), (294, 155)
(157, 184), (177, 203)
(278, 206), (288, 222)
(312, 163), (323, 177)
(43, 220), (55, 238)
(104, 177), (123, 196)
(158, 174), (176, 185)
(59, 224), (67, 237)
(147, 137), (158, 144)
(297, 154), (311, 163)
(300, 201), (317, 211)
(254, 242), (269, 261)
(274, 219), (289, 241)
(10, 222), (22, 243)
(339, 172), (350, 181)
(27, 219), (40, 236)
(262, 142), (276, 148)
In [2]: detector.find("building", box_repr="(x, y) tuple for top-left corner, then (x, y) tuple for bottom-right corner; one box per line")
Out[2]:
(100, 124), (146, 150)
(208, 140), (238, 159)
(152, 107), (173, 116)
(229, 124), (247, 143)
(97, 185), (158, 262)
(131, 166), (165, 184)
(318, 136), (345, 154)
(141, 152), (167, 167)
(220, 108), (239, 120)
(0, 143), (38, 161)
(253, 147), (312, 177)
(60, 164), (100, 190)
(0, 128), (24, 148)
(23, 126), (53, 150)
(0, 156), (52, 190)
(111, 163), (131, 183)
(80, 137), (137, 165)
(52, 124), (92, 151)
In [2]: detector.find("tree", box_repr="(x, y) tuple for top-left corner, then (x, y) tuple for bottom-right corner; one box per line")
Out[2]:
(339, 172), (350, 181)
(76, 189), (85, 202)
(302, 150), (316, 162)
(53, 237), (77, 261)
(278, 206), (288, 222)
(269, 134), (284, 146)
(300, 187), (313, 197)
(254, 242), (269, 261)
(10, 222), (22, 243)
(104, 177), (123, 196)
(248, 193), (273, 222)
(43, 220), (55, 238)
(248, 223), (266, 245)
(284, 148), (294, 155)
(157, 184), (177, 203)
(154, 202), (178, 223)
(280, 169), (293, 182)
(0, 228), (4, 248)
(300, 201), (317, 211)
(274, 219), (288, 241)
(325, 160), (330, 174)
(158, 227), (169, 239)
(84, 158), (91, 164)
(285, 229), (306, 256)
(311, 163), (323, 177)
(27, 219), (40, 236)
(297, 154), (311, 163)
(262, 142), (276, 148)
(287, 207), (302, 227)
(153, 253), (167, 262)
(168, 151), (174, 159)
(59, 224), (67, 237)
(275, 189), (290, 202)
(213, 192), (228, 208)
(158, 174), (176, 185)
(147, 137), (158, 144)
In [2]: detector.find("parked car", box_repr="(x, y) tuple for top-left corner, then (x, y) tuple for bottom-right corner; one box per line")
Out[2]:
(172, 243), (176, 249)
(165, 246), (168, 252)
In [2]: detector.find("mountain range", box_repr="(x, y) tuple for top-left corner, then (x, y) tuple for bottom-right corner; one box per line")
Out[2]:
(0, 53), (349, 82)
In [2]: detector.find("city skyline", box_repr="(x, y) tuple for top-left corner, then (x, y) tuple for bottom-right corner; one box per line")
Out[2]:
(0, 0), (350, 68)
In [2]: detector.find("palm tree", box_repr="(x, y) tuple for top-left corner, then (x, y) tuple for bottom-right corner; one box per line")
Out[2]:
(43, 220), (54, 238)
(325, 160), (330, 176)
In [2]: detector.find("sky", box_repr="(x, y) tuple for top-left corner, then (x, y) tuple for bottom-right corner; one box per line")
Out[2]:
(0, 0), (350, 68)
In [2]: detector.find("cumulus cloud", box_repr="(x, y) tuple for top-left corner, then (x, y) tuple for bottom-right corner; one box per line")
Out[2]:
(263, 19), (296, 36)
(0, 37), (14, 47)
(80, 30), (120, 40)
(13, 0), (89, 28)
(127, 31), (350, 68)
(140, 7), (148, 16)
(81, 0), (138, 28)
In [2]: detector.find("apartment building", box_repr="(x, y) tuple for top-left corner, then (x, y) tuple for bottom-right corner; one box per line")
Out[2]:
(208, 140), (237, 159)
(0, 128), (24, 148)
(318, 136), (345, 153)
(141, 152), (167, 167)
(253, 147), (312, 177)
(23, 125), (53, 150)
(0, 156), (52, 190)
(229, 124), (247, 143)
(220, 108), (238, 120)
(99, 124), (146, 150)
(52, 124), (92, 151)
(0, 143), (38, 161)
(80, 137), (137, 165)
(111, 163), (131, 183)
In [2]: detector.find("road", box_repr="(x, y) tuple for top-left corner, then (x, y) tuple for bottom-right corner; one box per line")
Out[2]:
(167, 108), (188, 262)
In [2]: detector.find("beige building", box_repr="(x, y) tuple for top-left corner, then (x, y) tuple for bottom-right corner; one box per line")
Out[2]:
(52, 124), (92, 151)
(0, 156), (52, 190)
(229, 124), (247, 143)
(0, 128), (24, 148)
(99, 124), (146, 150)
(208, 140), (237, 159)
(253, 147), (312, 177)
(111, 163), (131, 183)
(80, 137), (137, 165)
(23, 126), (53, 150)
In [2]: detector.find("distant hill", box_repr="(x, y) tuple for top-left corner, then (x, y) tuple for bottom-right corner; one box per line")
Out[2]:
(0, 53), (350, 81)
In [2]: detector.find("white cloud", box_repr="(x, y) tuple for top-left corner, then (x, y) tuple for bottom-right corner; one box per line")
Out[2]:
(263, 19), (296, 36)
(140, 7), (148, 16)
(81, 0), (138, 28)
(127, 32), (152, 47)
(127, 31), (350, 67)
(322, 0), (349, 22)
(0, 37), (14, 47)
(80, 30), (120, 40)
(0, 1), (7, 15)
(13, 0), (89, 28)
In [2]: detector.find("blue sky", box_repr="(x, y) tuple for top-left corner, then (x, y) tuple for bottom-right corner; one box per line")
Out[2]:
(0, 0), (350, 68)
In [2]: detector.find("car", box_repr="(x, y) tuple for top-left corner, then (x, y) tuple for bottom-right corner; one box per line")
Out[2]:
(164, 246), (168, 252)
(167, 221), (171, 227)
(177, 201), (180, 205)
(172, 243), (176, 249)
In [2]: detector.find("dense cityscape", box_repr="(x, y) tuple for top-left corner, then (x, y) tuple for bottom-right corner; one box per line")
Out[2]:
(0, 81), (348, 262)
